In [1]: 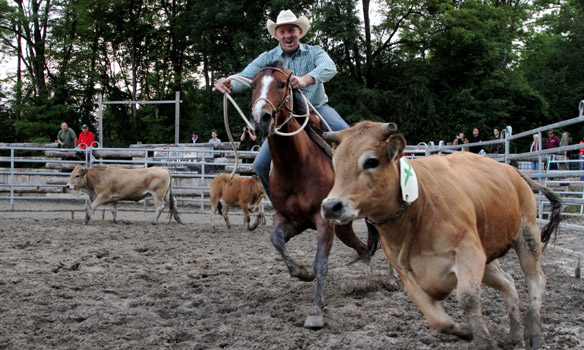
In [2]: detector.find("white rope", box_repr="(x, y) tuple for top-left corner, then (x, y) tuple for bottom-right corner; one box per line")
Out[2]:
(220, 73), (335, 176)
(222, 75), (254, 179)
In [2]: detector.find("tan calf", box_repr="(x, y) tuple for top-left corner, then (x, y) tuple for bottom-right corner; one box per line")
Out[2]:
(210, 174), (265, 230)
(321, 122), (561, 350)
(67, 165), (182, 225)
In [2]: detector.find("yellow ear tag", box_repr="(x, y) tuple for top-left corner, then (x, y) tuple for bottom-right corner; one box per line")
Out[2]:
(400, 157), (418, 203)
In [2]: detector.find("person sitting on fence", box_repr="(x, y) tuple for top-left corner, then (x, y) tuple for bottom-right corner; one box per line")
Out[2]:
(208, 130), (222, 159)
(76, 124), (96, 161)
(57, 122), (77, 149)
(208, 130), (221, 145)
(78, 124), (95, 149)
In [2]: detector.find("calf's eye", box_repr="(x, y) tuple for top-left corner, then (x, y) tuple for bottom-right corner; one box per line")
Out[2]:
(363, 158), (379, 170)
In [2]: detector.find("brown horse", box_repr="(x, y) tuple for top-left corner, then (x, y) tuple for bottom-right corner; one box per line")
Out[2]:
(250, 61), (378, 328)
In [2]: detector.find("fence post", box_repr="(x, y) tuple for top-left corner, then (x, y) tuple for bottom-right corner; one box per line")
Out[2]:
(98, 93), (103, 147)
(9, 148), (15, 210)
(504, 126), (512, 164)
(537, 131), (543, 182)
(175, 91), (180, 145)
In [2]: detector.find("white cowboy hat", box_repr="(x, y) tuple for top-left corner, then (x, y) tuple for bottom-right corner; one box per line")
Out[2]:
(267, 10), (310, 39)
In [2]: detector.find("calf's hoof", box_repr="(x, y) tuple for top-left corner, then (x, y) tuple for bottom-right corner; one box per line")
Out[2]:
(442, 322), (472, 341)
(291, 264), (316, 282)
(304, 313), (324, 329)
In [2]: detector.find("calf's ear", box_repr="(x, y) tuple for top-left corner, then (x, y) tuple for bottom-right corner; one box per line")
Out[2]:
(387, 135), (406, 163)
(80, 166), (88, 176)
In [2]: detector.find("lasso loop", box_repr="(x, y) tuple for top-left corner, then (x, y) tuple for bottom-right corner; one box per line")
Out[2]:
(221, 72), (334, 177)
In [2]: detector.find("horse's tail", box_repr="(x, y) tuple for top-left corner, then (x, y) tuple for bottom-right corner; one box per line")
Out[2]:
(168, 180), (183, 224)
(516, 169), (561, 248)
(365, 219), (380, 256)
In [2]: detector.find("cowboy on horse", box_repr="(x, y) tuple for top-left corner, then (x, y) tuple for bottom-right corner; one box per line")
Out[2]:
(213, 9), (348, 199)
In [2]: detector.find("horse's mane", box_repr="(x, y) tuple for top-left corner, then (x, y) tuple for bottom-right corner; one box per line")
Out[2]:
(266, 60), (284, 69)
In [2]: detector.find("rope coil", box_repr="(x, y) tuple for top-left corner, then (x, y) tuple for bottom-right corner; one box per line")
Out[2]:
(221, 73), (333, 178)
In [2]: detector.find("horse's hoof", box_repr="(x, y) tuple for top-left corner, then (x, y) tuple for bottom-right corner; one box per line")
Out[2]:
(304, 314), (324, 329)
(292, 265), (316, 282)
(525, 336), (544, 350)
(506, 329), (523, 346)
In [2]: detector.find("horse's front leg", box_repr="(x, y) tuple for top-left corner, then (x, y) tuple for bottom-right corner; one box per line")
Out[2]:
(270, 214), (314, 282)
(304, 215), (335, 329)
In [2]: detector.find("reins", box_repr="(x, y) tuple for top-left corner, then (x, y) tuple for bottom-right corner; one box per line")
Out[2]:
(221, 69), (333, 178)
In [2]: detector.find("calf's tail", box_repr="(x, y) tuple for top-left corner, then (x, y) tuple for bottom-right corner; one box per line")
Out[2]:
(516, 169), (562, 248)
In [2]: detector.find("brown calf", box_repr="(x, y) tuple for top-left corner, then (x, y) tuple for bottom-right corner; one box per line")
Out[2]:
(67, 165), (182, 225)
(210, 174), (265, 230)
(321, 122), (561, 350)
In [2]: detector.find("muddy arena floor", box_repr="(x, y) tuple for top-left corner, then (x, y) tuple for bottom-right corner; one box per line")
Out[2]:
(0, 201), (582, 350)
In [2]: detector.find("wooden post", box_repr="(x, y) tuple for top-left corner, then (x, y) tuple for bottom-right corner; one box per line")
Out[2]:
(175, 91), (180, 144)
(98, 93), (103, 147)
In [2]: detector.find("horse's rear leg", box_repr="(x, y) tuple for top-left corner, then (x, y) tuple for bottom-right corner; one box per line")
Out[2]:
(514, 224), (546, 350)
(270, 216), (314, 281)
(304, 215), (335, 329)
(482, 259), (523, 346)
(335, 223), (370, 265)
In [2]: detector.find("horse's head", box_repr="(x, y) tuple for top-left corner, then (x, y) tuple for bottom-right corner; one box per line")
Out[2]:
(250, 61), (292, 138)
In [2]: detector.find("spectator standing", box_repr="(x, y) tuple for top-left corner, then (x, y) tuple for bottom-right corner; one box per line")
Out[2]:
(544, 129), (560, 170)
(468, 128), (483, 154)
(240, 126), (258, 151)
(530, 134), (541, 170)
(490, 128), (503, 154)
(559, 131), (570, 170)
(208, 130), (221, 145)
(579, 136), (584, 180)
(190, 131), (202, 143)
(453, 132), (469, 151)
(78, 124), (95, 149)
(57, 122), (77, 149)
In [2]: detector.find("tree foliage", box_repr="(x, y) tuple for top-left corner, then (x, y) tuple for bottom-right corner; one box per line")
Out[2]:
(0, 0), (582, 146)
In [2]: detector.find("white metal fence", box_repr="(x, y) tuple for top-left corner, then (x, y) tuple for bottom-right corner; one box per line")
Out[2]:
(0, 143), (259, 214)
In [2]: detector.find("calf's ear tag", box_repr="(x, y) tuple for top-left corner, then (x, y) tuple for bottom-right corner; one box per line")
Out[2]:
(400, 157), (418, 203)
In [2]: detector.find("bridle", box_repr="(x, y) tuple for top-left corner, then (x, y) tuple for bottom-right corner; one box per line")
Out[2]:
(251, 67), (312, 137)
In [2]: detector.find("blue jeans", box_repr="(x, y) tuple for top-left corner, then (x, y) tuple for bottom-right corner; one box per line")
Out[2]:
(579, 155), (584, 180)
(253, 104), (348, 200)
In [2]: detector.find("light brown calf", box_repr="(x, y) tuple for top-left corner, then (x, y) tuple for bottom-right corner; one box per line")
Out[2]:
(321, 122), (561, 350)
(210, 174), (265, 230)
(67, 165), (182, 225)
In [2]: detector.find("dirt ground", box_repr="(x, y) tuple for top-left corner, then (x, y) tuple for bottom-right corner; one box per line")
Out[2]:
(0, 201), (582, 350)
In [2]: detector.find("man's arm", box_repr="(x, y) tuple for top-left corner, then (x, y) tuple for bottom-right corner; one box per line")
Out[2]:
(306, 46), (337, 84)
(289, 46), (336, 89)
(213, 51), (272, 94)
